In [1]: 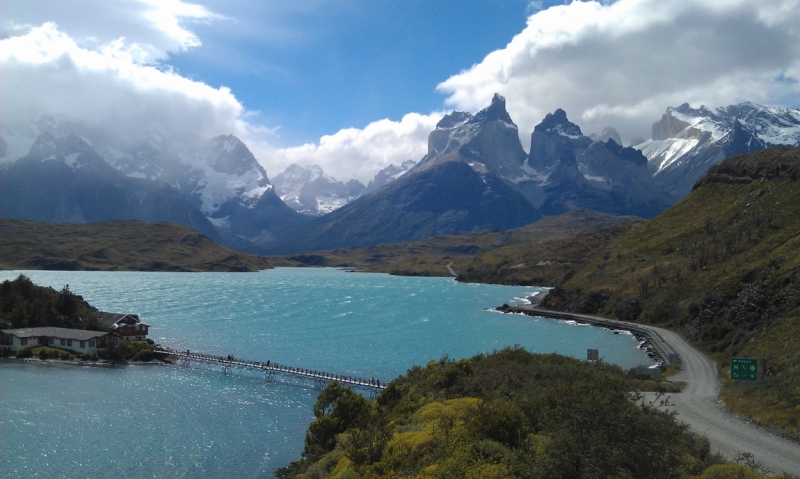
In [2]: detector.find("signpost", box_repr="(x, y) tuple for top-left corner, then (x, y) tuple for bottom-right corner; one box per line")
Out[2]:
(587, 349), (599, 362)
(730, 357), (758, 381)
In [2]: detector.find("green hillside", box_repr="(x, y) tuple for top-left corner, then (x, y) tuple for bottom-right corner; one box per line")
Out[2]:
(542, 148), (800, 431)
(276, 348), (776, 479)
(0, 219), (273, 272)
(281, 210), (639, 279)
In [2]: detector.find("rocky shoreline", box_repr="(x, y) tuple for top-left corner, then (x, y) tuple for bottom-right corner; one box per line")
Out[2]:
(495, 296), (675, 366)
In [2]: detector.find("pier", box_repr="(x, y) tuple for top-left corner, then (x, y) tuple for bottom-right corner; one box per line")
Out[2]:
(155, 347), (386, 395)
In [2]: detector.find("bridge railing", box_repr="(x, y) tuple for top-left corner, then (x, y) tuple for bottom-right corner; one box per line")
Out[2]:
(155, 347), (386, 391)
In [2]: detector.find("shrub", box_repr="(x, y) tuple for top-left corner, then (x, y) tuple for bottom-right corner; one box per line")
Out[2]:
(16, 348), (33, 358)
(138, 348), (154, 362)
(38, 349), (47, 360)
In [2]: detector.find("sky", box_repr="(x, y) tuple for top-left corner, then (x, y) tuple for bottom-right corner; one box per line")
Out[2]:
(2, 0), (800, 183)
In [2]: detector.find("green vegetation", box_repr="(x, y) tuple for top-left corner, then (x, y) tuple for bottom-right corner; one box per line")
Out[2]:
(0, 219), (273, 272)
(0, 274), (105, 330)
(278, 210), (638, 280)
(541, 148), (800, 431)
(98, 339), (156, 362)
(276, 348), (782, 479)
(1, 275), (158, 362)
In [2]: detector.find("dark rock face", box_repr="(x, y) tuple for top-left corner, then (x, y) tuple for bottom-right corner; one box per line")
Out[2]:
(416, 93), (528, 180)
(521, 110), (672, 218)
(264, 160), (542, 254)
(0, 133), (266, 254)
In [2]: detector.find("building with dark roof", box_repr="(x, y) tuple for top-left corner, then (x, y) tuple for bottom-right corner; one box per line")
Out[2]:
(95, 312), (150, 341)
(1, 327), (112, 354)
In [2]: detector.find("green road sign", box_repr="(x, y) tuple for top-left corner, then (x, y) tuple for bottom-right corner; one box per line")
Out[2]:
(731, 357), (758, 381)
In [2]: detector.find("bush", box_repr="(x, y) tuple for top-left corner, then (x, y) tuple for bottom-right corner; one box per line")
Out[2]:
(16, 348), (33, 358)
(38, 349), (47, 360)
(60, 352), (70, 360)
(137, 348), (154, 362)
(90, 352), (99, 361)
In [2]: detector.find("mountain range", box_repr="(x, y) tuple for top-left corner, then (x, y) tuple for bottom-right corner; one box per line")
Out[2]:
(1, 97), (797, 254)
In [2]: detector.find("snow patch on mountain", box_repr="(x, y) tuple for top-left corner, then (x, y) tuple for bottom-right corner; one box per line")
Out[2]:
(635, 138), (700, 174)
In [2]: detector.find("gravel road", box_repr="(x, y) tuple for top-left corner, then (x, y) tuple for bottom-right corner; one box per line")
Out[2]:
(647, 326), (800, 475)
(511, 305), (800, 475)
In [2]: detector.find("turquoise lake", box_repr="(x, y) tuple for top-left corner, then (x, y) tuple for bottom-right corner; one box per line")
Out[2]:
(0, 268), (653, 478)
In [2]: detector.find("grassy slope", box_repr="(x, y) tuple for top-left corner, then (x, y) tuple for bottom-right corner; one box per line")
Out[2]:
(276, 349), (776, 479)
(0, 219), (273, 272)
(278, 210), (639, 280)
(542, 148), (800, 431)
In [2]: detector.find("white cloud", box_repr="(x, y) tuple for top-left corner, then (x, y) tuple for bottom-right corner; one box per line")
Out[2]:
(437, 0), (800, 146)
(4, 0), (221, 63)
(269, 112), (443, 184)
(0, 23), (251, 154)
(0, 8), (439, 185)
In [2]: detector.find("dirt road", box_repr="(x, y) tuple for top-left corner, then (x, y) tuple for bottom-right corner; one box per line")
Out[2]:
(510, 305), (800, 475)
(650, 327), (800, 475)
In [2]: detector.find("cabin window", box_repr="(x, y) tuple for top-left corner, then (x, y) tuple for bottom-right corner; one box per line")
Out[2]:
(80, 340), (86, 348)
(49, 337), (54, 345)
(60, 339), (65, 346)
(89, 340), (95, 348)
(122, 325), (128, 332)
(20, 338), (28, 346)
(38, 337), (44, 344)
(67, 339), (73, 347)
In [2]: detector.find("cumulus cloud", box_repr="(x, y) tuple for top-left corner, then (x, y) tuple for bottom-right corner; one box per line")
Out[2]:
(438, 0), (800, 147)
(0, 4), (438, 184)
(0, 22), (254, 159)
(3, 0), (221, 62)
(270, 112), (443, 184)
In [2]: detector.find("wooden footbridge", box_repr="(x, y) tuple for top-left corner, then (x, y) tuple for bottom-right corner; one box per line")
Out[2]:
(156, 347), (386, 395)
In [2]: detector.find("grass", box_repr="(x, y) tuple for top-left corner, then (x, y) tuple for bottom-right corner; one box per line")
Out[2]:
(275, 209), (639, 280)
(542, 148), (800, 432)
(0, 219), (273, 272)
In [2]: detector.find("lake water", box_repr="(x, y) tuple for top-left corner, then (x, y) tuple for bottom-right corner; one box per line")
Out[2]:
(0, 268), (652, 478)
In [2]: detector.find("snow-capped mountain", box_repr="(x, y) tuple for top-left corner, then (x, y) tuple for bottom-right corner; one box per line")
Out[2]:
(362, 159), (417, 195)
(263, 95), (542, 254)
(416, 93), (528, 180)
(0, 132), (259, 250)
(272, 164), (365, 216)
(636, 102), (800, 198)
(0, 117), (307, 244)
(515, 109), (672, 218)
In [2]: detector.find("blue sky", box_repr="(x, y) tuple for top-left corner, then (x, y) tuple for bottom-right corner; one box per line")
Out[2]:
(3, 0), (800, 182)
(167, 0), (537, 145)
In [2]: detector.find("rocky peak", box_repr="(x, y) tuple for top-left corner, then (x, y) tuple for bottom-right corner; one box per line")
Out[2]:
(202, 135), (269, 181)
(651, 112), (693, 140)
(533, 109), (583, 138)
(471, 93), (514, 125)
(588, 127), (622, 145)
(602, 139), (648, 166)
(436, 111), (473, 130)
